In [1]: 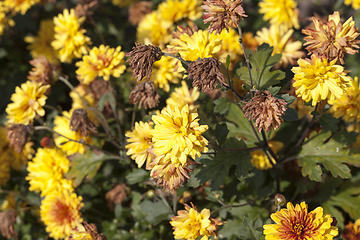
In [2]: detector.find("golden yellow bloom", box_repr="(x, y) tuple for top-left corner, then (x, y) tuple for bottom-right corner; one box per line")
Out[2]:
(0, 192), (17, 211)
(26, 148), (73, 196)
(170, 203), (222, 240)
(3, 0), (40, 15)
(263, 202), (338, 240)
(150, 56), (182, 92)
(158, 0), (203, 22)
(250, 141), (283, 170)
(40, 190), (83, 240)
(25, 19), (58, 62)
(151, 104), (209, 167)
(52, 8), (92, 63)
(292, 55), (351, 106)
(0, 3), (15, 35)
(76, 45), (126, 84)
(53, 111), (92, 155)
(344, 0), (360, 10)
(125, 121), (154, 168)
(166, 81), (200, 111)
(70, 223), (93, 240)
(6, 81), (50, 124)
(259, 0), (299, 29)
(255, 25), (304, 67)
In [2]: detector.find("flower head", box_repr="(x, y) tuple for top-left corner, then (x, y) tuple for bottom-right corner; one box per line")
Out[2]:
(170, 203), (222, 240)
(259, 0), (300, 29)
(5, 124), (30, 153)
(343, 219), (360, 240)
(166, 81), (200, 111)
(69, 108), (97, 137)
(158, 0), (203, 22)
(344, 0), (360, 10)
(71, 222), (106, 240)
(250, 141), (283, 170)
(3, 0), (40, 15)
(0, 210), (17, 240)
(40, 190), (83, 240)
(129, 81), (160, 109)
(6, 81), (50, 124)
(76, 45), (126, 84)
(292, 55), (351, 106)
(202, 0), (247, 34)
(28, 55), (60, 86)
(52, 8), (92, 63)
(263, 202), (338, 240)
(150, 56), (182, 92)
(0, 3), (15, 35)
(303, 11), (360, 64)
(128, 1), (152, 25)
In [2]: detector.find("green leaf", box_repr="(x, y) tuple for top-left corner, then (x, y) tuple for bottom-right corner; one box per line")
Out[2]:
(319, 113), (339, 132)
(282, 107), (298, 122)
(278, 93), (296, 104)
(126, 168), (149, 185)
(194, 138), (252, 189)
(214, 98), (230, 115)
(139, 200), (173, 225)
(236, 43), (285, 89)
(226, 55), (231, 69)
(297, 130), (360, 182)
(242, 217), (265, 240)
(330, 186), (360, 220)
(214, 123), (229, 145)
(66, 149), (117, 187)
(98, 92), (116, 112)
(267, 86), (281, 95)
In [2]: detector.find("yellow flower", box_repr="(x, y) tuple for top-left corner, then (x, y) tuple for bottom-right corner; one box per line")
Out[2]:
(0, 192), (17, 211)
(259, 0), (299, 29)
(25, 19), (58, 62)
(26, 148), (73, 196)
(40, 190), (83, 240)
(263, 202), (338, 240)
(255, 25), (304, 67)
(151, 104), (209, 167)
(344, 0), (360, 10)
(0, 3), (15, 35)
(3, 0), (40, 15)
(53, 111), (92, 155)
(52, 8), (92, 63)
(70, 223), (93, 240)
(150, 56), (182, 92)
(292, 55), (351, 106)
(158, 0), (203, 22)
(125, 121), (154, 168)
(76, 45), (126, 84)
(166, 81), (199, 111)
(170, 203), (222, 240)
(137, 11), (173, 48)
(6, 81), (50, 124)
(250, 141), (283, 170)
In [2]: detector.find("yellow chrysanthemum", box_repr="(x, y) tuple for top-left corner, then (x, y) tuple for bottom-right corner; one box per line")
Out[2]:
(344, 0), (360, 10)
(166, 81), (199, 111)
(76, 45), (126, 84)
(0, 192), (17, 211)
(53, 111), (92, 155)
(26, 148), (73, 196)
(6, 81), (50, 124)
(125, 121), (154, 168)
(70, 223), (93, 240)
(151, 104), (209, 167)
(263, 202), (338, 240)
(40, 190), (83, 240)
(259, 0), (299, 29)
(158, 0), (203, 22)
(3, 0), (40, 15)
(52, 8), (92, 63)
(250, 141), (283, 170)
(25, 19), (58, 62)
(170, 203), (222, 240)
(0, 3), (15, 35)
(150, 56), (182, 92)
(292, 55), (351, 106)
(168, 29), (222, 61)
(255, 25), (304, 67)
(137, 11), (173, 48)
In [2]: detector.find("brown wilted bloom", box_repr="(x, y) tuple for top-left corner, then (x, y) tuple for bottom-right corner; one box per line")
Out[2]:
(129, 81), (160, 109)
(74, 1), (98, 18)
(0, 210), (18, 240)
(343, 219), (360, 240)
(71, 221), (107, 240)
(105, 184), (128, 210)
(28, 55), (60, 87)
(188, 57), (227, 92)
(89, 79), (111, 101)
(242, 90), (287, 132)
(69, 108), (97, 137)
(6, 124), (31, 153)
(171, 25), (198, 39)
(128, 1), (152, 26)
(126, 43), (163, 81)
(202, 0), (247, 35)
(303, 11), (360, 64)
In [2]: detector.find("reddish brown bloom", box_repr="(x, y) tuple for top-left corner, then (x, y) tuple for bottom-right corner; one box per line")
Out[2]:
(69, 108), (97, 137)
(105, 184), (128, 210)
(6, 124), (31, 153)
(28, 55), (60, 87)
(129, 81), (160, 109)
(128, 1), (153, 26)
(0, 210), (18, 240)
(74, 0), (98, 18)
(343, 219), (360, 240)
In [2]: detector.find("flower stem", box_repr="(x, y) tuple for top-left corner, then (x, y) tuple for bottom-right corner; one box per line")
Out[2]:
(237, 20), (254, 89)
(211, 201), (252, 215)
(163, 52), (189, 67)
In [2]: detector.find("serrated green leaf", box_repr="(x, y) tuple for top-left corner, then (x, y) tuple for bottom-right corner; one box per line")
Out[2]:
(330, 186), (360, 220)
(319, 113), (339, 132)
(297, 130), (360, 182)
(139, 200), (173, 224)
(214, 98), (230, 114)
(126, 168), (149, 185)
(236, 44), (285, 89)
(279, 93), (296, 104)
(214, 123), (229, 145)
(282, 107), (298, 122)
(268, 86), (281, 95)
(242, 217), (264, 240)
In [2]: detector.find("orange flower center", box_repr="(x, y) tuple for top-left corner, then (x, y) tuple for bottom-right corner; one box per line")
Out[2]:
(293, 222), (305, 235)
(50, 199), (74, 224)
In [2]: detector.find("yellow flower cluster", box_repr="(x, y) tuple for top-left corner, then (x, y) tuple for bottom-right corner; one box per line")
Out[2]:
(344, 0), (360, 10)
(259, 0), (299, 29)
(3, 0), (40, 15)
(0, 3), (15, 35)
(250, 141), (283, 170)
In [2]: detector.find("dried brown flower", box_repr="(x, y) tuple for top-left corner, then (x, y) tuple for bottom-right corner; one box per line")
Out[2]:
(202, 0), (247, 35)
(188, 57), (227, 92)
(343, 220), (360, 240)
(28, 55), (60, 87)
(0, 210), (18, 240)
(126, 43), (163, 81)
(242, 90), (287, 132)
(105, 184), (128, 210)
(71, 221), (107, 240)
(128, 1), (152, 26)
(74, 0), (98, 18)
(129, 81), (160, 109)
(6, 124), (31, 153)
(69, 109), (97, 136)
(89, 79), (111, 101)
(172, 25), (198, 39)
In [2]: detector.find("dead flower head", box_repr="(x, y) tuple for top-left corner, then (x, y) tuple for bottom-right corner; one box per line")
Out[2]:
(129, 81), (160, 109)
(105, 184), (128, 210)
(6, 124), (31, 153)
(202, 0), (247, 35)
(71, 221), (107, 240)
(69, 108), (97, 136)
(126, 43), (163, 81)
(28, 55), (60, 87)
(187, 57), (227, 92)
(242, 90), (287, 132)
(74, 1), (98, 18)
(128, 1), (153, 26)
(0, 210), (18, 240)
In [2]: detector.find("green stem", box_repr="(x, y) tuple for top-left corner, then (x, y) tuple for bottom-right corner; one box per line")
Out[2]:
(211, 202), (252, 215)
(237, 20), (254, 89)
